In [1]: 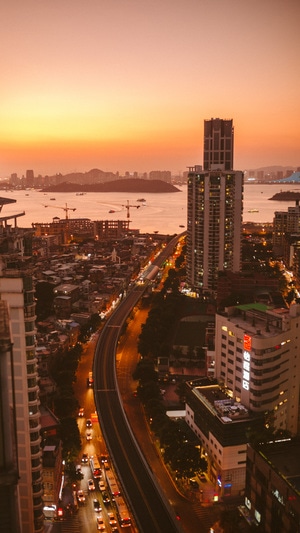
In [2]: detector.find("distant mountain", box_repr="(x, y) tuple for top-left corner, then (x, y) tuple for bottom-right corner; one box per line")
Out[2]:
(41, 178), (181, 193)
(247, 165), (297, 174)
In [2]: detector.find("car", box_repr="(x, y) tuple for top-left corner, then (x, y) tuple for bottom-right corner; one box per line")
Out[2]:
(189, 478), (199, 489)
(86, 430), (92, 441)
(108, 512), (117, 527)
(100, 454), (108, 464)
(88, 478), (95, 491)
(77, 489), (85, 504)
(199, 473), (207, 482)
(101, 490), (110, 505)
(97, 515), (106, 531)
(93, 498), (102, 512)
(81, 453), (88, 464)
(86, 418), (92, 428)
(78, 407), (84, 417)
(98, 480), (105, 491)
(75, 464), (82, 473)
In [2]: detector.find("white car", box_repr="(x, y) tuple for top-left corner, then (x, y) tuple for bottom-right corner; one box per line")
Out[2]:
(86, 430), (92, 441)
(97, 515), (106, 531)
(77, 489), (85, 504)
(99, 480), (105, 491)
(108, 512), (117, 527)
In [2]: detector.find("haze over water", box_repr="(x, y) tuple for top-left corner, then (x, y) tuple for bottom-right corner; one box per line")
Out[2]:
(1, 183), (299, 235)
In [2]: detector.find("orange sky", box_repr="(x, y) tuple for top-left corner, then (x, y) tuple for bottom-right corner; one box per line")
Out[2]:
(1, 0), (299, 177)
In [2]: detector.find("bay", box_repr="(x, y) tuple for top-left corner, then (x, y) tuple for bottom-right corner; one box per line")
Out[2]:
(1, 182), (300, 234)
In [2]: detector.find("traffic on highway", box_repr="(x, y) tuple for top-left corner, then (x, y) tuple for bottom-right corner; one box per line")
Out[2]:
(93, 236), (184, 533)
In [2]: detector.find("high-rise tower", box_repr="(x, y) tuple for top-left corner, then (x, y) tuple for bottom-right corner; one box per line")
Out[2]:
(0, 198), (44, 533)
(186, 119), (243, 294)
(203, 117), (234, 171)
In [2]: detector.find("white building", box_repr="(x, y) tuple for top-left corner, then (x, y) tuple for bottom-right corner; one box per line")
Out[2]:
(185, 378), (264, 499)
(215, 302), (300, 435)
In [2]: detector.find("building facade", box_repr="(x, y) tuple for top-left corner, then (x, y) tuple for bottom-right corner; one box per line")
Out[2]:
(185, 378), (265, 499)
(203, 118), (234, 171)
(0, 300), (22, 532)
(272, 201), (300, 270)
(214, 302), (300, 436)
(0, 270), (44, 533)
(186, 168), (243, 293)
(244, 438), (300, 532)
(0, 199), (44, 532)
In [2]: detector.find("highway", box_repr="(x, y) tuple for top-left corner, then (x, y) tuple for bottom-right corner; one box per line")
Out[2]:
(93, 236), (184, 533)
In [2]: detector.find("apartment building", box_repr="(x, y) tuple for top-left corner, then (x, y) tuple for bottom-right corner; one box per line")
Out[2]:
(186, 118), (243, 294)
(0, 199), (44, 532)
(186, 167), (243, 293)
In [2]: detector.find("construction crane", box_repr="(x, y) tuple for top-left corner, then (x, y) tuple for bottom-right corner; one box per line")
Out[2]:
(43, 202), (76, 220)
(121, 200), (140, 219)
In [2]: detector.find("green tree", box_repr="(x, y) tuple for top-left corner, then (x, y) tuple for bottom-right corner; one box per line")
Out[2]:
(169, 442), (203, 479)
(54, 388), (79, 419)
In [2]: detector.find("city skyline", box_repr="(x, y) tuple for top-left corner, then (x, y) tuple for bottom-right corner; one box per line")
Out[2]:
(1, 0), (299, 178)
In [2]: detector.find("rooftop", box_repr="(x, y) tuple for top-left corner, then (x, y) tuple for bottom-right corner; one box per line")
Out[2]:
(257, 438), (300, 494)
(191, 380), (251, 423)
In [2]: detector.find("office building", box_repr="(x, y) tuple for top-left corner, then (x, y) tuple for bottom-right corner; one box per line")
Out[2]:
(215, 302), (300, 436)
(185, 378), (265, 499)
(244, 438), (300, 532)
(186, 119), (243, 294)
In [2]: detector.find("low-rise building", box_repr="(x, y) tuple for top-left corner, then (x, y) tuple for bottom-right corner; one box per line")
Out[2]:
(185, 378), (265, 500)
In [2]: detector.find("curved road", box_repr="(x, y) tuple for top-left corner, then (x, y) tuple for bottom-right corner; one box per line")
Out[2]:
(93, 237), (184, 533)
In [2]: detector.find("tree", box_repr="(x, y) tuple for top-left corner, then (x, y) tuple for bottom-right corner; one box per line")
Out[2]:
(59, 417), (82, 461)
(169, 442), (204, 479)
(132, 359), (158, 383)
(54, 388), (79, 419)
(138, 381), (161, 404)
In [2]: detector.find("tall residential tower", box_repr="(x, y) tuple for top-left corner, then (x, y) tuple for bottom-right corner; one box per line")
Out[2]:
(0, 198), (44, 533)
(186, 119), (243, 293)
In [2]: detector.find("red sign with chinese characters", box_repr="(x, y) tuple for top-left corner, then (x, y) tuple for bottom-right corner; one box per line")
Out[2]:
(244, 334), (252, 351)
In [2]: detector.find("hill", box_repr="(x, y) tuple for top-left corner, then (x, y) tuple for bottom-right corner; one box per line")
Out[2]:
(41, 178), (181, 193)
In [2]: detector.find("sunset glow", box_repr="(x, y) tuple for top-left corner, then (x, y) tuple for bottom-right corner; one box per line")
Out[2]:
(1, 0), (299, 177)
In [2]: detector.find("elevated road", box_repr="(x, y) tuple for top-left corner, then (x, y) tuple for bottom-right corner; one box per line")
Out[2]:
(93, 236), (183, 533)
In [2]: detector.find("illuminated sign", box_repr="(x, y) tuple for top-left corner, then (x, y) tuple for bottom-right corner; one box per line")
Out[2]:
(242, 380), (249, 390)
(244, 334), (252, 351)
(243, 337), (251, 391)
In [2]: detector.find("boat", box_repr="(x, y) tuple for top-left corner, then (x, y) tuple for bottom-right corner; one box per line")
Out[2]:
(179, 225), (185, 228)
(137, 198), (146, 202)
(248, 209), (259, 213)
(50, 198), (56, 200)
(109, 209), (115, 213)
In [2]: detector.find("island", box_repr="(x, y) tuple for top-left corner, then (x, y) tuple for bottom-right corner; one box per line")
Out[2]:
(269, 191), (300, 201)
(40, 178), (181, 194)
